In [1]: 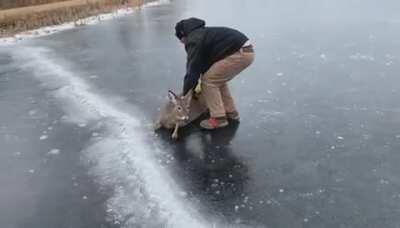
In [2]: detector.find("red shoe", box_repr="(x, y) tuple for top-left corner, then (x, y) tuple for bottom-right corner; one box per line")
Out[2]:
(200, 117), (229, 130)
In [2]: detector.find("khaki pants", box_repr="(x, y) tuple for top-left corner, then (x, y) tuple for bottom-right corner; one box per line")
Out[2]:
(201, 50), (254, 118)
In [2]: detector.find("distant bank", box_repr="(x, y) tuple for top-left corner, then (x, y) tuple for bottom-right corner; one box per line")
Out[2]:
(0, 0), (148, 37)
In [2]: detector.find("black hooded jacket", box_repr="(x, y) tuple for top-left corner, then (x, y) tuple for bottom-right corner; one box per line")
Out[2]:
(175, 18), (249, 95)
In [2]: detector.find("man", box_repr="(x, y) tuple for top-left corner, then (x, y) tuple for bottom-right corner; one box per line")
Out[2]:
(175, 17), (254, 130)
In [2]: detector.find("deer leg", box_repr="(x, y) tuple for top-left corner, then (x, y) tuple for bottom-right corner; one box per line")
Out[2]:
(171, 123), (179, 139)
(154, 120), (162, 131)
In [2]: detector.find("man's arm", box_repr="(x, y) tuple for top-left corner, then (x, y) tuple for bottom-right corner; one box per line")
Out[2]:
(183, 72), (199, 95)
(183, 40), (203, 95)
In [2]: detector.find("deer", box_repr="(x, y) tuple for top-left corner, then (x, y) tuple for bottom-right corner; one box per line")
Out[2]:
(154, 89), (208, 139)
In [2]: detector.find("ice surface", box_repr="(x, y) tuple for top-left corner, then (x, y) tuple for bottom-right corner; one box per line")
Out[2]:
(12, 46), (209, 228)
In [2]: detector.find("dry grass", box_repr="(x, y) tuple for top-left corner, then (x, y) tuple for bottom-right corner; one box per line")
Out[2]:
(0, 0), (145, 37)
(0, 0), (71, 10)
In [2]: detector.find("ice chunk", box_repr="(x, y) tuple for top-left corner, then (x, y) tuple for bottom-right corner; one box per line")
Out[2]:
(39, 135), (48, 140)
(48, 149), (60, 155)
(179, 191), (187, 197)
(28, 110), (37, 116)
(380, 179), (389, 185)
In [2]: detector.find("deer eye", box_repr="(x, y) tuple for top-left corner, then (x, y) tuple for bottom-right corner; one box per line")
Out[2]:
(177, 106), (182, 111)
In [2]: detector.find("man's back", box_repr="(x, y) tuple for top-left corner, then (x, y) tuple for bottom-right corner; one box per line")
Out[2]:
(187, 26), (248, 73)
(202, 27), (249, 65)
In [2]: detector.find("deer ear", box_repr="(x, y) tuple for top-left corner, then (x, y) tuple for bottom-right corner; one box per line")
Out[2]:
(168, 90), (177, 104)
(184, 90), (193, 108)
(184, 90), (193, 101)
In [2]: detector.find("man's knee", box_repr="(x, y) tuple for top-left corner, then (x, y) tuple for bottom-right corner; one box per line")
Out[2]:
(201, 79), (219, 90)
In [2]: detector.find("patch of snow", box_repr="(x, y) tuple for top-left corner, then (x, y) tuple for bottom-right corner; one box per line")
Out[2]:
(145, 0), (170, 7)
(78, 123), (87, 127)
(179, 191), (188, 197)
(48, 149), (60, 155)
(39, 135), (48, 140)
(380, 179), (389, 185)
(28, 109), (37, 116)
(349, 53), (375, 61)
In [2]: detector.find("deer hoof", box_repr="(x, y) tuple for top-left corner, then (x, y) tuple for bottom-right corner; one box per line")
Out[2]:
(154, 122), (162, 131)
(171, 133), (178, 140)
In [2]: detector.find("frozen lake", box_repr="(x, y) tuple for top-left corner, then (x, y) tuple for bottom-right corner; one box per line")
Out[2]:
(1, 0), (400, 227)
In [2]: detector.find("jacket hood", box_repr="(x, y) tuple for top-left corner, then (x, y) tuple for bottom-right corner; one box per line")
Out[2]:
(175, 18), (206, 40)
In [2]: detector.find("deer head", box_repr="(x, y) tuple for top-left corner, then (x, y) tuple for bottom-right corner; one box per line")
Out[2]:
(168, 90), (193, 123)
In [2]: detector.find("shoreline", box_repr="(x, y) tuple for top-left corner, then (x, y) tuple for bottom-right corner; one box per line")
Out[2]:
(0, 0), (166, 43)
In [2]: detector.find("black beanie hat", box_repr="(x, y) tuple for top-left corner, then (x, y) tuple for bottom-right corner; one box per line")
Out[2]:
(175, 18), (206, 40)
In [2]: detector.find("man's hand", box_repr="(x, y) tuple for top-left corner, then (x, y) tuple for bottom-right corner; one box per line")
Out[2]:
(194, 78), (202, 94)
